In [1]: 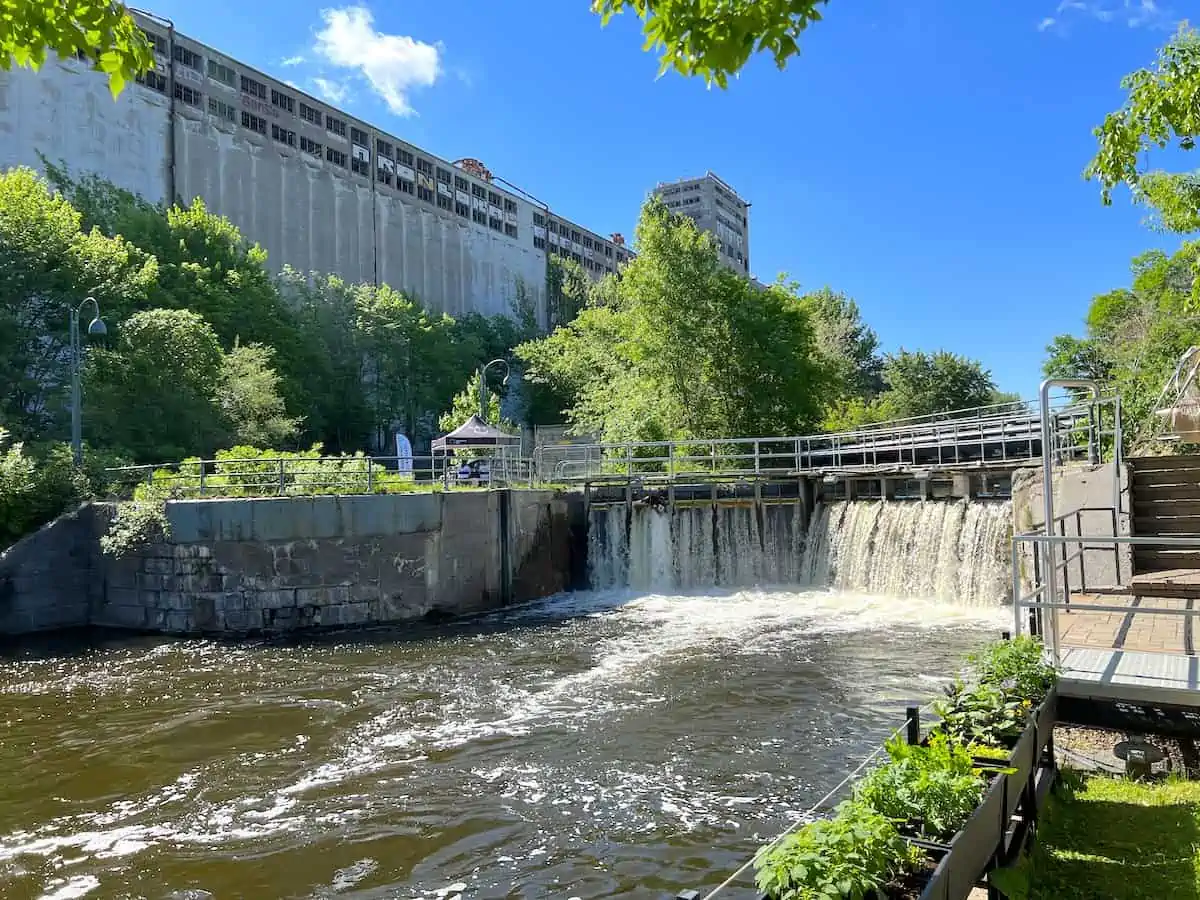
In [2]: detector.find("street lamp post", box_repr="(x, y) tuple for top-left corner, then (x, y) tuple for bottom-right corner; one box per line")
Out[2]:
(70, 296), (107, 466)
(478, 358), (510, 423)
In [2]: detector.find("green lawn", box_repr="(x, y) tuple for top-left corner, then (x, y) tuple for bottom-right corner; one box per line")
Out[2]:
(1000, 771), (1200, 899)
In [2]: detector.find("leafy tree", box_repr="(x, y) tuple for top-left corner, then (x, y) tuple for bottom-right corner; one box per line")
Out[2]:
(216, 342), (300, 449)
(0, 167), (157, 440)
(878, 350), (996, 420)
(437, 376), (514, 434)
(1086, 25), (1200, 242)
(594, 0), (830, 87)
(519, 198), (831, 441)
(801, 287), (884, 400)
(84, 308), (227, 461)
(1, 0), (152, 97)
(545, 255), (594, 329)
(1044, 243), (1200, 449)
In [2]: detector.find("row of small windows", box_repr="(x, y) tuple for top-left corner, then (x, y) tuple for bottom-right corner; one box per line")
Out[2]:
(136, 29), (531, 243)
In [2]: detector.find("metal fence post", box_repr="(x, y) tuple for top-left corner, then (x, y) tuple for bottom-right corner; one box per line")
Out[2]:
(278, 457), (286, 495)
(198, 460), (206, 496)
(367, 457), (374, 494)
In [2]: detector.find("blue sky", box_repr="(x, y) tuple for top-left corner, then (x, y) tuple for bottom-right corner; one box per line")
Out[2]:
(145, 0), (1187, 397)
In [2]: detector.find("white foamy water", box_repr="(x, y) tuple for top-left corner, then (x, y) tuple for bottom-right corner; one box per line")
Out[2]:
(803, 500), (1011, 605)
(590, 499), (1011, 605)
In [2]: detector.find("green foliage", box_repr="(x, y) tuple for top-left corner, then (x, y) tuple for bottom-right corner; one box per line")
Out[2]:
(934, 681), (1032, 750)
(594, 0), (830, 87)
(99, 499), (168, 557)
(801, 287), (884, 401)
(437, 376), (513, 434)
(877, 350), (997, 420)
(754, 801), (921, 900)
(84, 308), (227, 461)
(991, 772), (1200, 900)
(134, 445), (420, 499)
(0, 426), (118, 548)
(970, 636), (1057, 704)
(0, 0), (152, 97)
(0, 167), (157, 440)
(854, 733), (984, 842)
(520, 198), (832, 442)
(215, 342), (301, 448)
(1086, 25), (1200, 243)
(1043, 243), (1200, 449)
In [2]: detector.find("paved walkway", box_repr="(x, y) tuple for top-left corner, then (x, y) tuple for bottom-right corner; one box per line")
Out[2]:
(1055, 594), (1196, 656)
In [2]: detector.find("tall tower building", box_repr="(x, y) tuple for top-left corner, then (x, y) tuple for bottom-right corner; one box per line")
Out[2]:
(651, 172), (750, 276)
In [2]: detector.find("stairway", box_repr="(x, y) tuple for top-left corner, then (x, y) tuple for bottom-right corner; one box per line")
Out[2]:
(1129, 455), (1200, 573)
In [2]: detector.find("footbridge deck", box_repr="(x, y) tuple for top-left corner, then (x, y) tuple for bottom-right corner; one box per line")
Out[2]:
(536, 396), (1119, 489)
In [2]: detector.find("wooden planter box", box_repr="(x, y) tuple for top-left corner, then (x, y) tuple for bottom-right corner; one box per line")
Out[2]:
(906, 773), (1006, 900)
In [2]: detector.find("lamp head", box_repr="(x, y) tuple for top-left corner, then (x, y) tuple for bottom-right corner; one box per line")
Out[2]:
(86, 317), (107, 337)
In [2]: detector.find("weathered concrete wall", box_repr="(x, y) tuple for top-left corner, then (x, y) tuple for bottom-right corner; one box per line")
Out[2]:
(0, 57), (546, 324)
(1011, 462), (1132, 595)
(0, 506), (103, 634)
(1, 491), (584, 637)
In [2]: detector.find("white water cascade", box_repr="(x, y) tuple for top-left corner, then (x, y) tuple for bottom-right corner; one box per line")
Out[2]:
(588, 503), (807, 591)
(588, 499), (1012, 605)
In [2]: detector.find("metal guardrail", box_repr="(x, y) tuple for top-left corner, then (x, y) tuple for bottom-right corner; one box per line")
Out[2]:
(537, 395), (1120, 484)
(1011, 530), (1200, 665)
(102, 454), (537, 499)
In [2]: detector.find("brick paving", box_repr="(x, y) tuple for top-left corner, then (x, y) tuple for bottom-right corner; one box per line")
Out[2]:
(1055, 594), (1197, 656)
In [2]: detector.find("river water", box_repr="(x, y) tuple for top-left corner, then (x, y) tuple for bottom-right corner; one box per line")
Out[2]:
(0, 588), (1005, 900)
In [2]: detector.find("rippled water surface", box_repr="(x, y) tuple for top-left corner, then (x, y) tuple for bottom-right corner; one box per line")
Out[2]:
(0, 589), (1006, 899)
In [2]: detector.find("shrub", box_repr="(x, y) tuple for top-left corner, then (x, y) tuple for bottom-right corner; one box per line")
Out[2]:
(0, 429), (123, 548)
(971, 636), (1057, 703)
(130, 445), (421, 499)
(854, 734), (985, 842)
(100, 500), (170, 557)
(933, 681), (1032, 749)
(755, 801), (923, 900)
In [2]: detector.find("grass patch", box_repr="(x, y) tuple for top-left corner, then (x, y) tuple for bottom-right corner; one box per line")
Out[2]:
(999, 771), (1200, 899)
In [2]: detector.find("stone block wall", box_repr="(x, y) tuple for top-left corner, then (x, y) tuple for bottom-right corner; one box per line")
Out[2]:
(2, 490), (585, 637)
(0, 505), (102, 633)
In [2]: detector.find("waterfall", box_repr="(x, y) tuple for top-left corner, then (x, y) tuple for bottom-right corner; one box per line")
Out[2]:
(588, 502), (807, 591)
(801, 501), (1011, 606)
(588, 499), (1011, 605)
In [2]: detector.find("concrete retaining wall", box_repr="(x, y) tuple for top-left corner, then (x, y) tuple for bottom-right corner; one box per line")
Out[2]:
(0, 491), (584, 637)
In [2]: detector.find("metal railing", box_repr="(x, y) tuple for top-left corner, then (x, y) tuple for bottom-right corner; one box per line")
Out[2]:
(537, 395), (1120, 484)
(1012, 529), (1200, 666)
(103, 454), (537, 500)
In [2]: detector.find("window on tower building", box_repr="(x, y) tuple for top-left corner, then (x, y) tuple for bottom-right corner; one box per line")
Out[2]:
(241, 111), (266, 134)
(173, 83), (202, 106)
(325, 115), (347, 138)
(397, 148), (414, 166)
(300, 103), (323, 126)
(300, 136), (322, 156)
(270, 88), (295, 114)
(208, 97), (236, 121)
(454, 175), (469, 191)
(270, 124), (296, 147)
(172, 45), (202, 70)
(136, 70), (168, 93)
(240, 75), (267, 100)
(351, 126), (369, 145)
(326, 147), (347, 167)
(207, 59), (236, 87)
(455, 201), (469, 217)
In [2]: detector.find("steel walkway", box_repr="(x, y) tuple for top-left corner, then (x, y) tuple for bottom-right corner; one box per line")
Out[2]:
(536, 395), (1120, 485)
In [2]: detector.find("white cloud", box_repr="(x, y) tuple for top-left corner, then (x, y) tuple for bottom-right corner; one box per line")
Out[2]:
(312, 77), (350, 104)
(282, 55), (306, 67)
(313, 6), (441, 117)
(1043, 0), (1172, 30)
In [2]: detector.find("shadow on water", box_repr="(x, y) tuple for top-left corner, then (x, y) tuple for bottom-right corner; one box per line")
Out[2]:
(0, 585), (663, 660)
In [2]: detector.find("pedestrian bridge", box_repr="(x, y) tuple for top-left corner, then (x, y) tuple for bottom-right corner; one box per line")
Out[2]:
(535, 395), (1121, 498)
